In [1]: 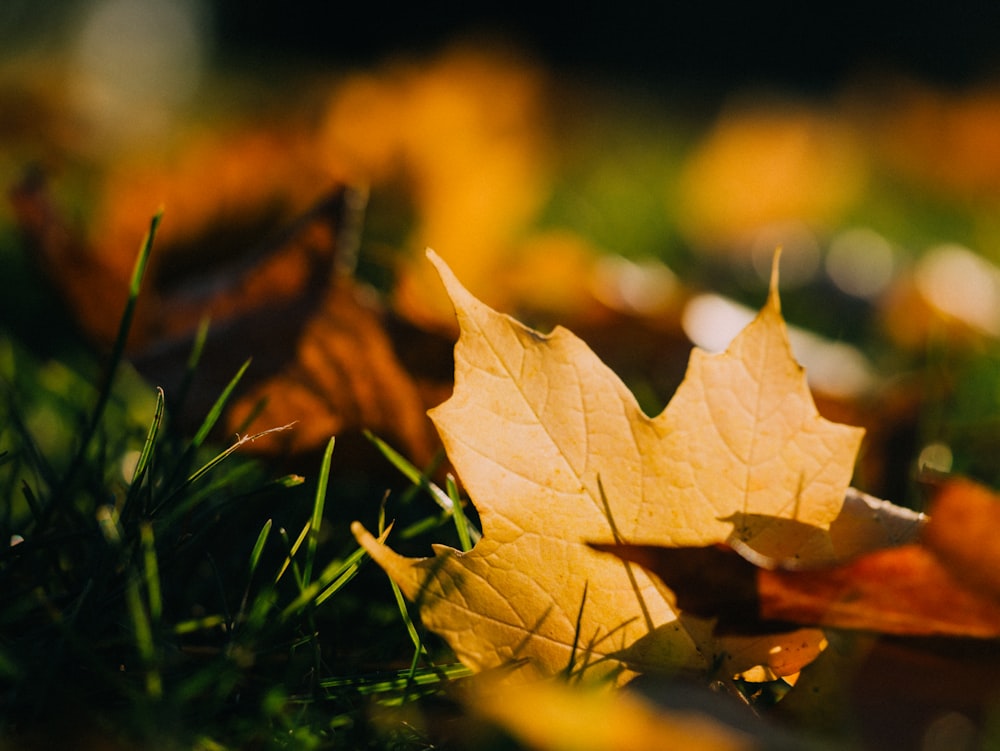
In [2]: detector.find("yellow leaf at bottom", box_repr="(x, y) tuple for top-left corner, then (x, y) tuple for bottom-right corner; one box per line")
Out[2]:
(468, 677), (757, 751)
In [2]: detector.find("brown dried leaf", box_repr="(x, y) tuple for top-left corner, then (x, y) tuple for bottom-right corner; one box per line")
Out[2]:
(11, 174), (437, 463)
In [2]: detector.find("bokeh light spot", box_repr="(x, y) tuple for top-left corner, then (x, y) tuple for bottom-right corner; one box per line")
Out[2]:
(916, 243), (1000, 336)
(826, 227), (896, 299)
(71, 0), (211, 147)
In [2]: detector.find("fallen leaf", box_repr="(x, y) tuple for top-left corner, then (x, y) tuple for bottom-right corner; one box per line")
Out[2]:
(467, 677), (761, 751)
(755, 544), (1000, 637)
(12, 174), (438, 464)
(598, 541), (1000, 639)
(920, 477), (1000, 601)
(354, 249), (868, 682)
(597, 479), (1000, 639)
(216, 276), (437, 460)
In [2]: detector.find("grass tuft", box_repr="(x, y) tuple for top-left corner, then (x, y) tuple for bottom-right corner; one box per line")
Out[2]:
(0, 216), (472, 749)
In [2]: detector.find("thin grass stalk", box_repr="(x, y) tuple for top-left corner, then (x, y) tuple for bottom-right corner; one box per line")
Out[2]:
(152, 423), (293, 516)
(446, 474), (473, 552)
(234, 518), (272, 627)
(191, 358), (251, 451)
(276, 521), (310, 587)
(280, 547), (361, 618)
(390, 578), (424, 655)
(319, 663), (473, 694)
(122, 387), (164, 521)
(303, 436), (334, 585)
(54, 212), (160, 515)
(170, 315), (210, 417)
(140, 521), (162, 624)
(364, 430), (453, 511)
(125, 572), (161, 698)
(160, 358), (252, 497)
(248, 518), (272, 581)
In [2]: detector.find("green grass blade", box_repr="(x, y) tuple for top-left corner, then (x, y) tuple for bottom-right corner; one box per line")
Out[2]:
(140, 522), (162, 624)
(302, 437), (334, 585)
(366, 431), (482, 544)
(122, 387), (164, 518)
(3, 396), (59, 504)
(273, 474), (305, 488)
(319, 663), (473, 695)
(248, 518), (272, 581)
(125, 572), (161, 698)
(234, 518), (273, 628)
(131, 387), (164, 487)
(281, 544), (365, 619)
(276, 521), (310, 586)
(190, 358), (251, 451)
(57, 212), (160, 506)
(160, 358), (252, 500)
(96, 504), (122, 545)
(446, 474), (473, 552)
(173, 614), (227, 635)
(244, 586), (279, 631)
(281, 528), (396, 618)
(313, 567), (359, 608)
(390, 578), (424, 654)
(397, 511), (450, 539)
(20, 480), (43, 524)
(364, 431), (452, 511)
(314, 547), (366, 607)
(170, 315), (211, 415)
(152, 423), (294, 516)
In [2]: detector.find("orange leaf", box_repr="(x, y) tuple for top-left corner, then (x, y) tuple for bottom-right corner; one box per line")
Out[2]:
(757, 544), (1000, 637)
(598, 480), (1000, 639)
(921, 478), (1000, 601)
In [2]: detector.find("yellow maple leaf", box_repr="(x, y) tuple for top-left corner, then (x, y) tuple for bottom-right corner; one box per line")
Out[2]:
(353, 249), (868, 682)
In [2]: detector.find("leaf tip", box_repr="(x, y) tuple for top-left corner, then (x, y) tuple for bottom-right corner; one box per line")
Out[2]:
(425, 247), (452, 283)
(767, 247), (782, 313)
(351, 520), (394, 549)
(425, 247), (469, 309)
(351, 520), (377, 549)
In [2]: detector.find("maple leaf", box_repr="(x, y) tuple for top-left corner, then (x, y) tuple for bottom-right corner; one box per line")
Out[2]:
(353, 249), (871, 681)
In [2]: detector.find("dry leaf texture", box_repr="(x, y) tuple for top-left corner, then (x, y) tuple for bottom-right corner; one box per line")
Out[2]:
(354, 250), (865, 681)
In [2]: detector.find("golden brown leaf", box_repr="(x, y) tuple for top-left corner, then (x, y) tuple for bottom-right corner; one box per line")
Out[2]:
(354, 250), (868, 682)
